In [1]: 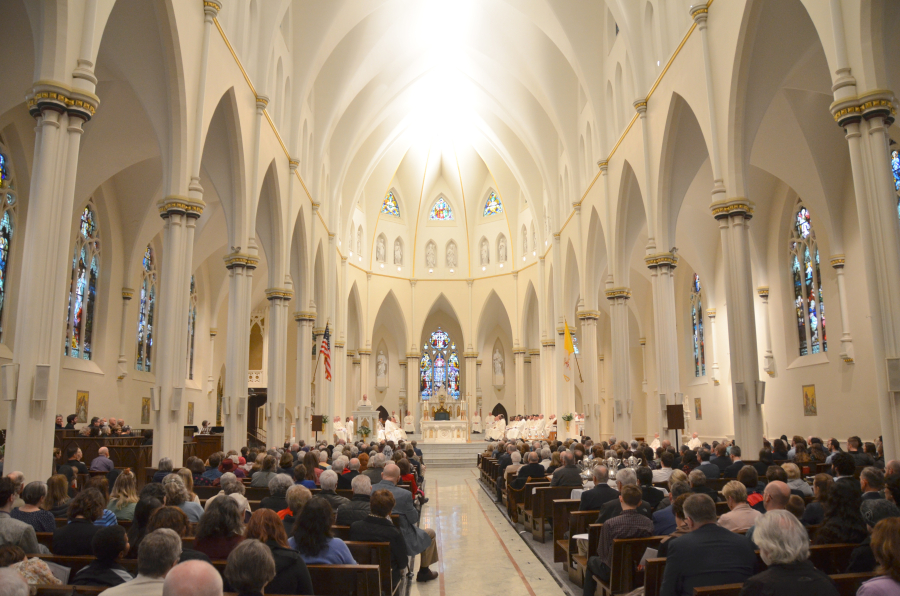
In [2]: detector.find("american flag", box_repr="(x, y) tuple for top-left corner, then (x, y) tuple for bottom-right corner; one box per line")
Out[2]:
(320, 324), (332, 381)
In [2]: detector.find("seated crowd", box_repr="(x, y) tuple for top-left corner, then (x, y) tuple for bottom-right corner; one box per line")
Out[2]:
(482, 432), (900, 596)
(0, 435), (433, 595)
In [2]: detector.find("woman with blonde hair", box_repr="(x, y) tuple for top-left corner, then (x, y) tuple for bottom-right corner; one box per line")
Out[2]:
(106, 469), (139, 521)
(859, 517), (900, 596)
(176, 467), (200, 503)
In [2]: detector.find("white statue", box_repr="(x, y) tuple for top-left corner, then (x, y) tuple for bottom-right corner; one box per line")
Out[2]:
(493, 348), (503, 377)
(376, 350), (387, 384)
(394, 239), (402, 265)
(522, 227), (527, 253)
(447, 242), (457, 268)
(356, 228), (362, 255)
(532, 226), (536, 250)
(376, 236), (385, 262)
(498, 236), (507, 262)
(425, 241), (436, 267)
(481, 239), (489, 265)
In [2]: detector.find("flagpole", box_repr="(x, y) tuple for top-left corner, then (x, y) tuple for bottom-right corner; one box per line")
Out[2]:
(564, 317), (584, 383)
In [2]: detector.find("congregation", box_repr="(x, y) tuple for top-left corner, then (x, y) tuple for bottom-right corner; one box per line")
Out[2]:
(0, 433), (435, 596)
(480, 432), (900, 596)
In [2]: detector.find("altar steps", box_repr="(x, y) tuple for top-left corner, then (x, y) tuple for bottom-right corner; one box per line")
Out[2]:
(415, 440), (486, 468)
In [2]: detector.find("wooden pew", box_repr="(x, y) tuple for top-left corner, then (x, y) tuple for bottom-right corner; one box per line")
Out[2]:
(644, 558), (666, 596)
(570, 523), (603, 586)
(519, 478), (550, 527)
(332, 525), (351, 540)
(35, 587), (106, 596)
(306, 564), (381, 596)
(195, 485), (270, 501)
(715, 502), (730, 516)
(693, 572), (876, 596)
(563, 511), (599, 574)
(34, 554), (139, 576)
(531, 486), (578, 542)
(345, 541), (393, 596)
(596, 536), (664, 596)
(552, 499), (582, 563)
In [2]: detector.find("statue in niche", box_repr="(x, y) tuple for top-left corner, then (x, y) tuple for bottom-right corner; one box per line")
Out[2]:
(376, 351), (388, 387)
(447, 242), (457, 268)
(376, 236), (385, 262)
(481, 239), (489, 265)
(357, 228), (362, 255)
(394, 240), (402, 265)
(522, 228), (528, 253)
(532, 228), (537, 251)
(492, 348), (504, 386)
(498, 236), (507, 262)
(545, 215), (551, 235)
(425, 242), (436, 268)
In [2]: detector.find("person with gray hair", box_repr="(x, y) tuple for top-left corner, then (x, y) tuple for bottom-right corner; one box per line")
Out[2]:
(550, 451), (582, 487)
(595, 468), (652, 523)
(260, 474), (293, 513)
(362, 453), (386, 483)
(224, 539), (276, 596)
(578, 465), (619, 511)
(103, 528), (182, 596)
(540, 448), (552, 470)
(152, 458), (173, 483)
(0, 567), (28, 596)
(204, 473), (250, 515)
(162, 475), (204, 523)
(740, 510), (838, 595)
(317, 470), (350, 512)
(338, 458), (361, 491)
(281, 485), (312, 536)
(659, 494), (756, 596)
(336, 475), (372, 526)
(162, 561), (223, 596)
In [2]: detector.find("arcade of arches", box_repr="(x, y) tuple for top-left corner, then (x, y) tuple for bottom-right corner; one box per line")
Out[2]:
(1, 0), (900, 481)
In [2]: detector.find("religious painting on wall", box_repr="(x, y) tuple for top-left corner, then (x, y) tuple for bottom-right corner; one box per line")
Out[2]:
(187, 402), (194, 425)
(141, 398), (151, 425)
(694, 398), (703, 421)
(802, 385), (817, 416)
(75, 390), (89, 423)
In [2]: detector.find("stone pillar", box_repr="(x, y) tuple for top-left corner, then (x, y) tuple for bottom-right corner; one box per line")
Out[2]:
(606, 287), (632, 441)
(577, 312), (600, 439)
(645, 253), (680, 441)
(153, 197), (204, 465)
(265, 288), (292, 446)
(222, 251), (257, 450)
(528, 350), (541, 415)
(207, 328), (218, 397)
(347, 350), (358, 415)
(464, 352), (478, 424)
(706, 310), (720, 386)
(523, 355), (532, 413)
(332, 340), (344, 436)
(5, 86), (98, 478)
(358, 349), (371, 402)
(757, 288), (775, 376)
(116, 288), (134, 380)
(829, 255), (855, 364)
(513, 348), (526, 416)
(541, 340), (556, 428)
(351, 353), (361, 414)
(407, 354), (420, 429)
(293, 311), (314, 440)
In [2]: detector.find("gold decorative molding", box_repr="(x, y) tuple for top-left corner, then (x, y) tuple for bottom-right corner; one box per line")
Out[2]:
(597, 160), (609, 172)
(645, 252), (678, 269)
(541, 339), (556, 347)
(476, 359), (483, 366)
(265, 287), (294, 301)
(293, 311), (316, 322)
(512, 348), (527, 355)
(706, 308), (716, 318)
(159, 195), (205, 219)
(710, 198), (754, 219)
(576, 310), (601, 320)
(605, 287), (632, 300)
(463, 352), (479, 359)
(223, 252), (259, 270)
(757, 286), (769, 298)
(209, 328), (218, 337)
(528, 349), (541, 356)
(357, 349), (372, 356)
(312, 327), (325, 336)
(843, 357), (855, 363)
(831, 90), (896, 126)
(334, 341), (345, 349)
(121, 288), (135, 300)
(28, 81), (100, 121)
(405, 351), (421, 359)
(639, 338), (646, 346)
(830, 254), (846, 268)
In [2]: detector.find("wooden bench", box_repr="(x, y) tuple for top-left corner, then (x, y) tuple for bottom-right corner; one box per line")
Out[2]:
(35, 586), (106, 596)
(644, 558), (666, 596)
(514, 478), (549, 524)
(552, 499), (581, 563)
(563, 510), (600, 575)
(531, 486), (578, 542)
(693, 572), (876, 596)
(346, 541), (394, 596)
(306, 564), (381, 596)
(595, 536), (663, 596)
(570, 523), (603, 586)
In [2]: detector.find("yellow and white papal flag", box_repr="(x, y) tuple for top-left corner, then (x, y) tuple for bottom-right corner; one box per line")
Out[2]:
(563, 320), (575, 382)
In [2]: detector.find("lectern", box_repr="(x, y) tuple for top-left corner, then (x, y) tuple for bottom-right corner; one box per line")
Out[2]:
(666, 405), (685, 451)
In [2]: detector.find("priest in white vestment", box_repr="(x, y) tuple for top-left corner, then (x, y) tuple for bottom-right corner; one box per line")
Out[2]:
(506, 416), (522, 440)
(472, 411), (482, 433)
(403, 410), (415, 433)
(376, 419), (387, 441)
(488, 415), (506, 441)
(346, 416), (355, 440)
(687, 432), (702, 450)
(386, 416), (406, 442)
(648, 432), (661, 451)
(333, 416), (349, 442)
(534, 415), (546, 439)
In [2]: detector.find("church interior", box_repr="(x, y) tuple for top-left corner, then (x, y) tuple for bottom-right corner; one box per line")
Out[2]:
(1, 1), (900, 594)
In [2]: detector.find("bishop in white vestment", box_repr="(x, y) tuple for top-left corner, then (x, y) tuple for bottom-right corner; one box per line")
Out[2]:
(333, 417), (349, 442)
(687, 432), (702, 450)
(403, 411), (415, 433)
(472, 411), (482, 433)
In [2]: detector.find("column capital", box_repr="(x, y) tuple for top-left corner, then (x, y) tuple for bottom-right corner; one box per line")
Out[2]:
(256, 95), (270, 110)
(463, 351), (479, 359)
(334, 341), (345, 349)
(121, 288), (135, 300)
(541, 339), (556, 347)
(528, 349), (541, 356)
(644, 252), (678, 269)
(293, 311), (316, 322)
(706, 308), (716, 319)
(357, 349), (372, 356)
(288, 158), (300, 172)
(639, 337), (647, 346)
(224, 251), (259, 270)
(830, 90), (896, 128)
(710, 198), (754, 220)
(311, 202), (321, 213)
(690, 4), (708, 26)
(158, 195), (204, 219)
(346, 349), (356, 358)
(597, 160), (608, 173)
(605, 287), (632, 300)
(757, 286), (770, 298)
(405, 351), (421, 359)
(409, 279), (417, 287)
(830, 254), (846, 269)
(633, 99), (648, 114)
(209, 328), (218, 337)
(512, 348), (526, 356)
(572, 202), (582, 213)
(28, 81), (99, 121)
(266, 287), (294, 301)
(203, 0), (223, 18)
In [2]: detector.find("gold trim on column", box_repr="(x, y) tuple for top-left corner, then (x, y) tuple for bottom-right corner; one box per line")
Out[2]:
(293, 311), (316, 322)
(710, 198), (754, 220)
(265, 288), (294, 301)
(463, 352), (479, 359)
(512, 348), (526, 355)
(644, 252), (678, 268)
(541, 339), (556, 347)
(706, 308), (716, 318)
(405, 352), (421, 359)
(224, 252), (259, 270)
(577, 310), (600, 320)
(605, 287), (632, 300)
(639, 338), (646, 346)
(757, 287), (769, 298)
(830, 254), (846, 269)
(159, 195), (205, 219)
(357, 349), (372, 356)
(121, 288), (135, 300)
(528, 349), (541, 356)
(209, 328), (218, 337)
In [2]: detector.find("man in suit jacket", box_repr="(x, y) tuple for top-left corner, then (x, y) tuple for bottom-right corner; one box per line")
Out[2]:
(710, 444), (731, 473)
(595, 469), (653, 523)
(637, 467), (666, 510)
(337, 458), (361, 490)
(698, 450), (720, 480)
(512, 452), (547, 489)
(497, 445), (514, 475)
(722, 446), (745, 479)
(660, 494), (756, 596)
(688, 470), (722, 502)
(579, 466), (619, 511)
(860, 467), (885, 501)
(372, 464), (440, 583)
(550, 452), (583, 487)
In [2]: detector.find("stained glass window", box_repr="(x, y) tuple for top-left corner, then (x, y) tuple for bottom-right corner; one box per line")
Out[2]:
(65, 202), (100, 359)
(690, 273), (705, 376)
(789, 201), (826, 356)
(892, 149), (900, 218)
(483, 191), (503, 216)
(0, 147), (16, 343)
(429, 196), (453, 220)
(136, 245), (158, 371)
(420, 327), (460, 398)
(187, 275), (198, 379)
(381, 191), (400, 217)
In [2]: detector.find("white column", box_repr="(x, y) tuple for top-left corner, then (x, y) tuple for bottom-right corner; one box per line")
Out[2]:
(513, 349), (526, 416)
(265, 288), (292, 446)
(324, 234), (337, 440)
(464, 353), (478, 423)
(529, 350), (541, 415)
(207, 328), (218, 397)
(757, 288), (775, 376)
(706, 310), (720, 386)
(116, 289), (134, 379)
(599, 354), (608, 436)
(578, 313), (600, 439)
(606, 287), (632, 441)
(829, 255), (855, 364)
(645, 254), (681, 441)
(293, 312), (314, 440)
(222, 251), (257, 450)
(408, 354), (421, 431)
(358, 349), (371, 402)
(348, 350), (359, 415)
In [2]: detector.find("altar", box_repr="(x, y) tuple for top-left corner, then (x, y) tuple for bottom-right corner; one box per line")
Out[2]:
(420, 387), (469, 443)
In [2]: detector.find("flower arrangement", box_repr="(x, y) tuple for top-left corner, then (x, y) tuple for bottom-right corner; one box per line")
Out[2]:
(321, 415), (330, 424)
(359, 424), (371, 438)
(562, 413), (574, 422)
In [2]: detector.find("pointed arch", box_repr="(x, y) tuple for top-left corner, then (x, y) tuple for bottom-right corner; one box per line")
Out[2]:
(419, 294), (465, 398)
(564, 239), (581, 319)
(371, 289), (408, 355)
(788, 198), (827, 356)
(522, 281), (540, 349)
(613, 161), (647, 284)
(313, 241), (325, 326)
(289, 206), (309, 310)
(255, 159), (285, 285)
(476, 290), (514, 353)
(429, 195), (454, 221)
(346, 281), (363, 351)
(381, 188), (401, 217)
(483, 188), (503, 217)
(585, 206), (609, 310)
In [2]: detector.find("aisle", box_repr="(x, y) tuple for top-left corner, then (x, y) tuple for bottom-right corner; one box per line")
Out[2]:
(402, 468), (569, 596)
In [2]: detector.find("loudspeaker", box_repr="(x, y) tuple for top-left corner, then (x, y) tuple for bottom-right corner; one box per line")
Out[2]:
(659, 393), (667, 413)
(265, 402), (272, 418)
(594, 404), (601, 416)
(627, 399), (633, 415)
(32, 364), (50, 401)
(237, 396), (246, 416)
(734, 382), (746, 405)
(1, 363), (19, 401)
(223, 396), (231, 415)
(171, 387), (183, 411)
(150, 387), (161, 411)
(294, 406), (300, 419)
(887, 358), (900, 392)
(278, 403), (285, 419)
(615, 400), (622, 416)
(756, 380), (766, 404)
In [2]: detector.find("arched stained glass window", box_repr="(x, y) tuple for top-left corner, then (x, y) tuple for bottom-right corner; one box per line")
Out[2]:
(789, 201), (826, 356)
(381, 191), (400, 217)
(0, 146), (17, 343)
(483, 191), (503, 216)
(65, 201), (100, 359)
(187, 275), (198, 379)
(136, 245), (158, 372)
(690, 273), (705, 377)
(892, 148), (900, 218)
(419, 327), (460, 398)
(429, 196), (453, 221)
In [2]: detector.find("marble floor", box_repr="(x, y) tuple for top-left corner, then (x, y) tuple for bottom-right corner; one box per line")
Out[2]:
(400, 468), (570, 596)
